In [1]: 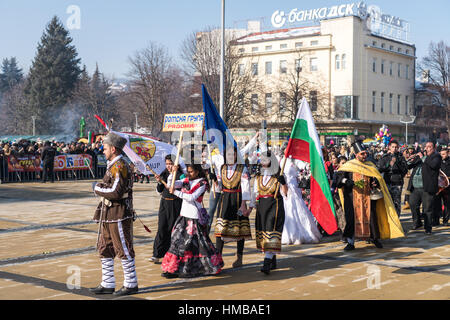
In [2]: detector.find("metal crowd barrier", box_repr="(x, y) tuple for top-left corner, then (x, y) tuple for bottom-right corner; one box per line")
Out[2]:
(0, 156), (107, 183)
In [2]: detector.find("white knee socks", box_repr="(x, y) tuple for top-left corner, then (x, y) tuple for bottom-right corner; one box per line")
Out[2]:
(101, 258), (116, 289)
(121, 259), (138, 288)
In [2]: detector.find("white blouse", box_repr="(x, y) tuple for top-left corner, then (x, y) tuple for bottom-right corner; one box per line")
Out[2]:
(167, 175), (206, 219)
(216, 163), (252, 201)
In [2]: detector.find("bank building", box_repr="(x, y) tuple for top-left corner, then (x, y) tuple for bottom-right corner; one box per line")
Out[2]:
(209, 2), (418, 147)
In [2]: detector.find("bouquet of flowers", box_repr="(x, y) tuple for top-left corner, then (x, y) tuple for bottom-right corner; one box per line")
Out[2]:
(354, 179), (365, 190)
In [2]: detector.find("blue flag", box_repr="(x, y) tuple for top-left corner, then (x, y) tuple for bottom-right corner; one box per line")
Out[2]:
(202, 84), (239, 157)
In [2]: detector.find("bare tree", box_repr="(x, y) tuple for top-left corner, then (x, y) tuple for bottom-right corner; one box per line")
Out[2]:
(181, 26), (262, 127)
(127, 42), (181, 137)
(418, 41), (450, 134)
(0, 81), (33, 135)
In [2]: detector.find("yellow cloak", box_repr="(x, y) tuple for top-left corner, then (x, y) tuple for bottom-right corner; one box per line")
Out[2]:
(338, 159), (405, 240)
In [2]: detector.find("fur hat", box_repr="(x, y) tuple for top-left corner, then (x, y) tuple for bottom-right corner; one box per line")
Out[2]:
(103, 132), (127, 150)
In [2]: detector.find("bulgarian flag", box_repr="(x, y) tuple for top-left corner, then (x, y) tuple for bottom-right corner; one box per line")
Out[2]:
(284, 98), (337, 235)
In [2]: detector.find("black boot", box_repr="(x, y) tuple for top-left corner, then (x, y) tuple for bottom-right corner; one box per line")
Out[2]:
(271, 255), (277, 270)
(89, 285), (115, 294)
(260, 258), (272, 275)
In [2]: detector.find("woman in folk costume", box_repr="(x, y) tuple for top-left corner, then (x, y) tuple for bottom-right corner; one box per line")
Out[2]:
(249, 151), (287, 275)
(161, 164), (224, 278)
(275, 153), (322, 245)
(212, 146), (253, 268)
(336, 141), (405, 251)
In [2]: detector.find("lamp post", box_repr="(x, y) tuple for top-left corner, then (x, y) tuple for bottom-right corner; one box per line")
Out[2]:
(31, 116), (36, 136)
(400, 115), (416, 144)
(220, 0), (225, 120)
(133, 112), (138, 132)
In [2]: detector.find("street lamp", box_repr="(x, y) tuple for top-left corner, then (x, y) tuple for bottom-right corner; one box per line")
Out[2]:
(31, 116), (36, 136)
(133, 112), (138, 132)
(400, 115), (416, 144)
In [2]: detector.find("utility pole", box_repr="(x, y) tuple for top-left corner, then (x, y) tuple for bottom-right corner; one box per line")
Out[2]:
(133, 112), (138, 132)
(32, 116), (36, 136)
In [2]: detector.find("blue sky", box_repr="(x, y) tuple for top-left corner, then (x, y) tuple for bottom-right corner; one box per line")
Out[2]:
(0, 0), (449, 79)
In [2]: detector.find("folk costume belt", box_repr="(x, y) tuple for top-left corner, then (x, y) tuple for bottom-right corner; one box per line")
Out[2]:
(256, 195), (281, 201)
(101, 193), (129, 207)
(222, 188), (241, 193)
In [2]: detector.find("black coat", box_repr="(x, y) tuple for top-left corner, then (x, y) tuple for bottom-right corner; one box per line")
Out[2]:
(407, 152), (442, 194)
(376, 152), (408, 186)
(441, 157), (450, 177)
(41, 146), (56, 164)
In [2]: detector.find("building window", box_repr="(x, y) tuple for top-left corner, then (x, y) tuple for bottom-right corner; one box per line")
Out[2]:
(252, 47), (259, 52)
(405, 65), (409, 79)
(265, 93), (272, 114)
(310, 58), (318, 71)
(372, 58), (377, 73)
(405, 96), (409, 114)
(251, 94), (258, 112)
(335, 96), (358, 119)
(238, 93), (244, 110)
(390, 45), (394, 51)
(265, 61), (272, 75)
(397, 94), (401, 114)
(238, 64), (245, 76)
(398, 63), (402, 78)
(372, 41), (377, 46)
(279, 92), (286, 114)
(398, 48), (402, 53)
(389, 62), (393, 76)
(389, 93), (393, 113)
(406, 49), (410, 55)
(280, 60), (287, 74)
(381, 60), (385, 74)
(310, 91), (318, 111)
(381, 92), (385, 112)
(238, 48), (245, 53)
(251, 63), (258, 76)
(372, 91), (376, 112)
(280, 43), (287, 49)
(295, 42), (303, 48)
(341, 54), (346, 70)
(381, 43), (386, 49)
(295, 59), (302, 72)
(335, 55), (340, 70)
(265, 45), (272, 51)
(310, 40), (319, 46)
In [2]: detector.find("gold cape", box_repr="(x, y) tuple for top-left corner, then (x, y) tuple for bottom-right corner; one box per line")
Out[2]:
(338, 159), (405, 240)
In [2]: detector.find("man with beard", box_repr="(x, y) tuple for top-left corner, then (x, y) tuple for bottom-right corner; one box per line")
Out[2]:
(336, 141), (404, 250)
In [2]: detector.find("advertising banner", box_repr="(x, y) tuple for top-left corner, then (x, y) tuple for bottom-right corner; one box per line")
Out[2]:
(7, 154), (93, 172)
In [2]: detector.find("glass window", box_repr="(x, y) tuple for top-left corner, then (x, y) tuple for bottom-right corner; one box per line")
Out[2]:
(372, 41), (377, 46)
(280, 43), (287, 49)
(341, 54), (346, 69)
(372, 91), (376, 112)
(265, 45), (272, 51)
(397, 95), (401, 114)
(310, 58), (318, 71)
(372, 58), (377, 73)
(265, 93), (272, 114)
(251, 94), (258, 112)
(295, 42), (303, 48)
(238, 64), (244, 76)
(310, 40), (319, 46)
(310, 91), (318, 111)
(381, 43), (386, 49)
(335, 55), (340, 70)
(280, 60), (287, 74)
(265, 61), (272, 75)
(390, 45), (394, 51)
(381, 92), (385, 112)
(335, 96), (358, 119)
(405, 96), (409, 114)
(389, 62), (393, 76)
(405, 65), (409, 79)
(398, 48), (402, 53)
(238, 48), (245, 53)
(252, 47), (259, 52)
(279, 92), (287, 114)
(381, 60), (385, 74)
(251, 63), (258, 76)
(398, 63), (402, 78)
(389, 93), (393, 113)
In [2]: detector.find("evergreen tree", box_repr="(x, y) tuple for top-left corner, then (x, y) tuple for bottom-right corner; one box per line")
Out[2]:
(24, 16), (81, 134)
(0, 57), (23, 94)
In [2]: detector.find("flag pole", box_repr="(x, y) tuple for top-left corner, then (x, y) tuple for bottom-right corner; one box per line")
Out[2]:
(220, 0), (225, 119)
(171, 131), (183, 190)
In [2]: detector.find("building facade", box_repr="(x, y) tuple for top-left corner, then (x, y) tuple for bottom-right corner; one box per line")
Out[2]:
(229, 4), (416, 146)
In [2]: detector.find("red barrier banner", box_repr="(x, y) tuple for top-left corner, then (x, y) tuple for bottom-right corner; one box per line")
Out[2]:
(7, 154), (93, 172)
(7, 155), (41, 172)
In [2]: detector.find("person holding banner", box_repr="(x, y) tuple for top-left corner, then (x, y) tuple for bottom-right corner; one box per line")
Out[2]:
(161, 164), (223, 278)
(89, 132), (139, 296)
(212, 146), (253, 268)
(149, 155), (185, 264)
(249, 151), (287, 275)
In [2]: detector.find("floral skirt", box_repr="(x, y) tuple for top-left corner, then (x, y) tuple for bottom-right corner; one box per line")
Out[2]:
(162, 216), (224, 277)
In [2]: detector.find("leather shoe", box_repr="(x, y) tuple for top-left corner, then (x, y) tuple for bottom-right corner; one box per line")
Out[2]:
(161, 272), (179, 279)
(425, 230), (432, 235)
(89, 285), (115, 294)
(112, 286), (138, 296)
(344, 243), (355, 251)
(371, 239), (383, 248)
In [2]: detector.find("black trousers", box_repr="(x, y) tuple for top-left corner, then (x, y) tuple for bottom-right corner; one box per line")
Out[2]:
(409, 188), (435, 232)
(434, 189), (450, 224)
(343, 199), (380, 240)
(42, 161), (54, 182)
(152, 198), (182, 258)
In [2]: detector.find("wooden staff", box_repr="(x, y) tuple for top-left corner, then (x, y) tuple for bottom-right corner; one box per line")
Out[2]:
(207, 143), (216, 198)
(273, 155), (288, 199)
(147, 166), (168, 189)
(170, 132), (183, 190)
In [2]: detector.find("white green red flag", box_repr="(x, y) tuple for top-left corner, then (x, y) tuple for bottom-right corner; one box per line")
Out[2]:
(284, 98), (337, 235)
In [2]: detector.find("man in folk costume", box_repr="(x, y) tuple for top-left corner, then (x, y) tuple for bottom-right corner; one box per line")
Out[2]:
(89, 132), (139, 296)
(212, 145), (252, 268)
(336, 141), (404, 251)
(249, 151), (288, 275)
